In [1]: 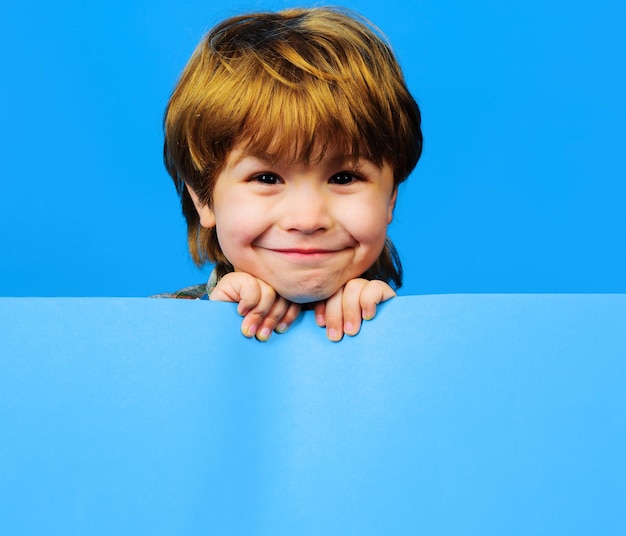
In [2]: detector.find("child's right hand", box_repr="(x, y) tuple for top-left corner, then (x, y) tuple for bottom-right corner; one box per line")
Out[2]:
(209, 272), (301, 342)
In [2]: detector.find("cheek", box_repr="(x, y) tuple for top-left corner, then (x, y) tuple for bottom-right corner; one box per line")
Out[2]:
(343, 201), (391, 245)
(215, 213), (251, 251)
(212, 204), (268, 264)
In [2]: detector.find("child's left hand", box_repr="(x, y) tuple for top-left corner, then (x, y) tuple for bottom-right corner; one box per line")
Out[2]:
(312, 278), (396, 342)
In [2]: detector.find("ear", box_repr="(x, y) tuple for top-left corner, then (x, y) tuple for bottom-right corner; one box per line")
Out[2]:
(387, 187), (398, 224)
(186, 185), (216, 228)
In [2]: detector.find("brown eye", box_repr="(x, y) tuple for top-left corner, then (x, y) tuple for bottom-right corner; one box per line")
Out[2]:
(329, 172), (359, 185)
(253, 173), (280, 185)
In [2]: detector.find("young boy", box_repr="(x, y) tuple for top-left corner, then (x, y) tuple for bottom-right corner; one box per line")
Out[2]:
(161, 7), (422, 341)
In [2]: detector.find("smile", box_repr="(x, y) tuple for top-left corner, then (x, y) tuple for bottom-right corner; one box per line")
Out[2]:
(259, 247), (349, 260)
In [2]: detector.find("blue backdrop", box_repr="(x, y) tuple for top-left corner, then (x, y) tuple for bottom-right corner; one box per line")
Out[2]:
(1, 0), (625, 297)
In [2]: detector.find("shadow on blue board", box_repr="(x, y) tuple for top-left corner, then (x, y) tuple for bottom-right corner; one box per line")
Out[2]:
(1, 295), (625, 534)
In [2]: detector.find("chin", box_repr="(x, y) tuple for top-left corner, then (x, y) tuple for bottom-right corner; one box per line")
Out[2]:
(281, 290), (330, 305)
(274, 281), (338, 304)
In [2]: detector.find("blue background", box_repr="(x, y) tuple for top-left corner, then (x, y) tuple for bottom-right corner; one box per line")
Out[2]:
(1, 0), (625, 297)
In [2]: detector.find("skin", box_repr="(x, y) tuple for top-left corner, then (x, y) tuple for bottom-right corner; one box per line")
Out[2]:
(210, 273), (395, 341)
(188, 144), (398, 341)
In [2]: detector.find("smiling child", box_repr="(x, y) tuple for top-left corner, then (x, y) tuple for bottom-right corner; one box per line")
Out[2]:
(161, 7), (422, 341)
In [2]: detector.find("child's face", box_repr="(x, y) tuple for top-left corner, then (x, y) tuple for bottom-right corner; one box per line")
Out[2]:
(190, 144), (397, 303)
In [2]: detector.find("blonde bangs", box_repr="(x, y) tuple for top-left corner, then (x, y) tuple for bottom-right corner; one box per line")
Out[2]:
(235, 73), (373, 168)
(194, 34), (397, 170)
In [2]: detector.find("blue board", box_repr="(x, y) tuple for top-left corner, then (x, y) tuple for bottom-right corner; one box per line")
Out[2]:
(1, 295), (625, 534)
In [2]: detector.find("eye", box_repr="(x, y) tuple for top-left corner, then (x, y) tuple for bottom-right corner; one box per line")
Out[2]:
(329, 172), (361, 185)
(252, 173), (281, 185)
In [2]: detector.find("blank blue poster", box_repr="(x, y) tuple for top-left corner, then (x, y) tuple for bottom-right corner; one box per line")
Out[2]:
(1, 295), (624, 534)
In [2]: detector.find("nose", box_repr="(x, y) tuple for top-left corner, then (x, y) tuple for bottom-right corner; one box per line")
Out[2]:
(279, 186), (332, 234)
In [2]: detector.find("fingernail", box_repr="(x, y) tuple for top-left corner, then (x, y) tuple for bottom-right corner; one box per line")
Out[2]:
(246, 324), (258, 337)
(258, 327), (271, 341)
(328, 328), (340, 341)
(275, 322), (288, 333)
(316, 314), (325, 326)
(344, 321), (355, 335)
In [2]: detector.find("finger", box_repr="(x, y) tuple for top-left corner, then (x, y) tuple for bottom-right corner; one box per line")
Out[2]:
(209, 272), (264, 319)
(324, 288), (344, 342)
(341, 278), (369, 336)
(274, 302), (301, 334)
(239, 280), (278, 338)
(360, 280), (397, 321)
(313, 300), (326, 327)
(255, 296), (291, 341)
(236, 279), (267, 317)
(209, 273), (257, 305)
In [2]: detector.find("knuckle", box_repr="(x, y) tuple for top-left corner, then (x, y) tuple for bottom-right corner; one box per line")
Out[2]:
(344, 278), (367, 293)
